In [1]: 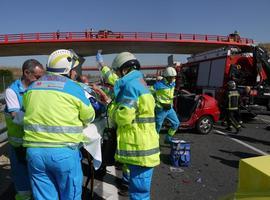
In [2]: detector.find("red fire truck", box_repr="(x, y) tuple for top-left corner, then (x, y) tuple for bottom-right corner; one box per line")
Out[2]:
(177, 45), (270, 116)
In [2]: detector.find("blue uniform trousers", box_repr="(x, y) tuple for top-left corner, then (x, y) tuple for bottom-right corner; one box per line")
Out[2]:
(128, 165), (154, 200)
(155, 107), (180, 134)
(9, 145), (31, 198)
(26, 147), (82, 200)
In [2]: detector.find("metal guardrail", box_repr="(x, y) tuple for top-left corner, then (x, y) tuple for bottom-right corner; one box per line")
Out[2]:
(0, 31), (255, 44)
(0, 98), (7, 142)
(0, 131), (7, 144)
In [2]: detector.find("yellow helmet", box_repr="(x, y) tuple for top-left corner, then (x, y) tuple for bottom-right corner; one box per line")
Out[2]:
(47, 49), (80, 75)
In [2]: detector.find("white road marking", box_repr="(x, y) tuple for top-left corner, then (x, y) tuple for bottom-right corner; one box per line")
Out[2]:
(255, 116), (270, 123)
(214, 129), (268, 156)
(94, 166), (120, 200)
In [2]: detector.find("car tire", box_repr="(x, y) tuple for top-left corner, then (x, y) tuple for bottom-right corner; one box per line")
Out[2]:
(196, 116), (213, 134)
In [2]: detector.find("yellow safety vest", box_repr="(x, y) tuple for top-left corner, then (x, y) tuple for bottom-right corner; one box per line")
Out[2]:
(23, 73), (95, 148)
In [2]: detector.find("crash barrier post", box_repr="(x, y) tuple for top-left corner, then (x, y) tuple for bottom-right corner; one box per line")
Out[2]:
(220, 155), (270, 200)
(236, 155), (270, 199)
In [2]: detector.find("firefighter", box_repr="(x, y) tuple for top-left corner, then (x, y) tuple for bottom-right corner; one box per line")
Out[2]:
(151, 66), (180, 143)
(228, 30), (241, 42)
(108, 52), (160, 199)
(4, 59), (44, 200)
(23, 49), (95, 200)
(229, 64), (242, 84)
(224, 80), (242, 133)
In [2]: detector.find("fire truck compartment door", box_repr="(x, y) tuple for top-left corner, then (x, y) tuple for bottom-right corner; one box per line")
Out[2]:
(197, 61), (211, 86)
(197, 58), (226, 87)
(208, 58), (226, 87)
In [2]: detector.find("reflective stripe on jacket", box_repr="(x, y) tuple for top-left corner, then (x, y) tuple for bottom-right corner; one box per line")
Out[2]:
(23, 73), (95, 147)
(110, 70), (160, 167)
(227, 90), (240, 110)
(5, 79), (25, 147)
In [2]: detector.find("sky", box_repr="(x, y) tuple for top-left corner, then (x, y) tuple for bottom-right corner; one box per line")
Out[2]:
(0, 0), (270, 68)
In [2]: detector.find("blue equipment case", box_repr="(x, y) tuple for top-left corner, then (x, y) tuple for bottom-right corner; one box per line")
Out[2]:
(170, 139), (191, 167)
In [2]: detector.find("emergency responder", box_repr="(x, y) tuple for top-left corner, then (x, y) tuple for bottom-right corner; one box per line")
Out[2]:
(229, 64), (242, 84)
(228, 30), (241, 42)
(224, 80), (242, 133)
(96, 51), (129, 196)
(107, 52), (160, 199)
(23, 49), (95, 200)
(151, 66), (180, 143)
(4, 59), (44, 200)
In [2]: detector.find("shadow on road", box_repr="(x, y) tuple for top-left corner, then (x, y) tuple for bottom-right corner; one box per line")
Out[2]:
(210, 149), (259, 169)
(219, 149), (260, 158)
(229, 134), (270, 146)
(160, 153), (171, 165)
(209, 155), (239, 168)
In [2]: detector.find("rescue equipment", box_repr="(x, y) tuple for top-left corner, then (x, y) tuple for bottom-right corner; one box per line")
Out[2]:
(170, 139), (190, 167)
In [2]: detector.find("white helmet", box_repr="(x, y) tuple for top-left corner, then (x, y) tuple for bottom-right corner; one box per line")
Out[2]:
(47, 49), (80, 75)
(163, 66), (177, 77)
(111, 52), (140, 71)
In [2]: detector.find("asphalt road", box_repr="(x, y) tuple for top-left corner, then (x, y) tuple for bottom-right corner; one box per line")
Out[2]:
(1, 115), (269, 200)
(150, 115), (270, 200)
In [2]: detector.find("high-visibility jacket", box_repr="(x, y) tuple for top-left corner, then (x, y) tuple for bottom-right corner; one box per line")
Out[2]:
(4, 79), (25, 147)
(110, 70), (160, 167)
(151, 79), (175, 109)
(101, 66), (119, 86)
(23, 73), (95, 148)
(226, 90), (240, 110)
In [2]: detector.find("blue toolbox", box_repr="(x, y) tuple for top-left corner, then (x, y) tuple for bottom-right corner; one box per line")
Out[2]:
(170, 139), (191, 167)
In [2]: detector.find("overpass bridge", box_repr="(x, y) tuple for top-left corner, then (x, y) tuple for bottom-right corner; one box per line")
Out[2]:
(0, 31), (255, 57)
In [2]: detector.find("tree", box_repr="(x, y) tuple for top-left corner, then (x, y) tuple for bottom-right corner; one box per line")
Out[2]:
(0, 69), (13, 92)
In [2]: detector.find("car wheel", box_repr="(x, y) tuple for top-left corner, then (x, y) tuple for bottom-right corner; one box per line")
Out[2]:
(196, 116), (213, 134)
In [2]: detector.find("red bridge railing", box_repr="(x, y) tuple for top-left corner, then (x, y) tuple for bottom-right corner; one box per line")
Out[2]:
(0, 31), (254, 44)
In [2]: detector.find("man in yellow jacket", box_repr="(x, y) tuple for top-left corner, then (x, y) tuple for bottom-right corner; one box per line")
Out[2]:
(5, 59), (44, 200)
(151, 67), (180, 143)
(23, 49), (95, 200)
(108, 52), (160, 200)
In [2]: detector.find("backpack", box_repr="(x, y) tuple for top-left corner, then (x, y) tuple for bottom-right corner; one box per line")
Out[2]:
(170, 139), (191, 167)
